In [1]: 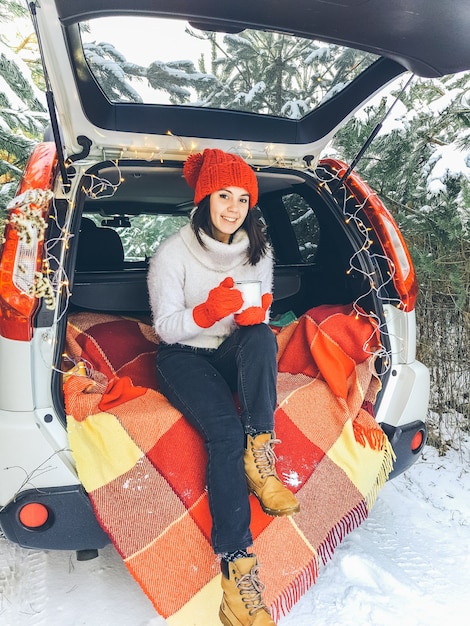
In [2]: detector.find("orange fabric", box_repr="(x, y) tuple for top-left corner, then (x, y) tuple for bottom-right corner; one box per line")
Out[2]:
(64, 374), (105, 421)
(353, 409), (387, 450)
(278, 304), (380, 402)
(98, 376), (147, 411)
(111, 392), (181, 454)
(125, 512), (220, 617)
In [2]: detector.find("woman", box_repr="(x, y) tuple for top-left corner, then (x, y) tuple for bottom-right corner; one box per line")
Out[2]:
(147, 148), (299, 626)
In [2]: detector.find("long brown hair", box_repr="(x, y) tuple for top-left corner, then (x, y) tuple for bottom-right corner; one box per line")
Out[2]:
(191, 196), (268, 265)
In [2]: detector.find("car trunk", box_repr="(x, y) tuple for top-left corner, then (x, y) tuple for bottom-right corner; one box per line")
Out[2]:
(48, 158), (390, 423)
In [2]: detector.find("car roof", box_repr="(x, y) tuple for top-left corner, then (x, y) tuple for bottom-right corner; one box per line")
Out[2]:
(33, 0), (470, 165)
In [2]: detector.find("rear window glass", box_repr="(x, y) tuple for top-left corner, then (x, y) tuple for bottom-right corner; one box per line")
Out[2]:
(84, 213), (189, 262)
(78, 16), (379, 119)
(283, 193), (320, 262)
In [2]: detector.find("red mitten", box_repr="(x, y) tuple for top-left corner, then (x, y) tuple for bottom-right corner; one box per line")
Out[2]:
(193, 277), (243, 328)
(234, 293), (273, 326)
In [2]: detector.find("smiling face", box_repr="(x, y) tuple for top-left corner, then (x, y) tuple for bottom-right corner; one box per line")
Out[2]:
(209, 186), (250, 243)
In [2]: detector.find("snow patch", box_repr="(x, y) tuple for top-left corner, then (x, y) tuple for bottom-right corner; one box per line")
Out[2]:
(282, 470), (302, 488)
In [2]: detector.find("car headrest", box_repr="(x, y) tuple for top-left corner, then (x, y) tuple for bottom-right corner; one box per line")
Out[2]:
(76, 218), (125, 271)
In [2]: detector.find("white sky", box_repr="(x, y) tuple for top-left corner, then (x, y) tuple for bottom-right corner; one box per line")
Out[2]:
(81, 16), (210, 66)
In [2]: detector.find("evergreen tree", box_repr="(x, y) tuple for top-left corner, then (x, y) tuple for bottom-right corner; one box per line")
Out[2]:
(82, 41), (146, 103)
(332, 73), (470, 312)
(0, 1), (47, 212)
(191, 29), (376, 118)
(81, 39), (220, 105)
(82, 27), (376, 117)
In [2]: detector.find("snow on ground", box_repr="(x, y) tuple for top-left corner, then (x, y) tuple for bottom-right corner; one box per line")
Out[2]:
(1, 437), (469, 626)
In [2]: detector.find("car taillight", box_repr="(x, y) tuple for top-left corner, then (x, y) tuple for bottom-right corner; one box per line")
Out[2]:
(0, 143), (57, 341)
(320, 158), (418, 311)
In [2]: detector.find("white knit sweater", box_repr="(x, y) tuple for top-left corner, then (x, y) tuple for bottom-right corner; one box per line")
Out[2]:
(147, 224), (273, 349)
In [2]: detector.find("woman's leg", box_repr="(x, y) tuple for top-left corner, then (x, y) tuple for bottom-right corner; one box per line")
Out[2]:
(156, 343), (252, 555)
(210, 324), (278, 434)
(209, 327), (280, 625)
(211, 325), (300, 517)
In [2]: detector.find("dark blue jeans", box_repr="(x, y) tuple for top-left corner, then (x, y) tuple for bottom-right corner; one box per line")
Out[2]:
(156, 324), (278, 554)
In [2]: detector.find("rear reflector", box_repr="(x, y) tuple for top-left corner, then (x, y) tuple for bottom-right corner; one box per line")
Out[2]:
(18, 502), (50, 528)
(411, 430), (424, 452)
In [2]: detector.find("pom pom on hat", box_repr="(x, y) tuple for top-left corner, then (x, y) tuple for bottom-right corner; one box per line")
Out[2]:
(183, 152), (205, 189)
(183, 148), (258, 208)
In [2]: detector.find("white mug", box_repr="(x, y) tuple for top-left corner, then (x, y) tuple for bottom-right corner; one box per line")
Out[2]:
(234, 280), (262, 312)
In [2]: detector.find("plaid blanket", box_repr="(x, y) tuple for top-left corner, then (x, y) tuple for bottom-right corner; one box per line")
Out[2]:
(64, 305), (394, 624)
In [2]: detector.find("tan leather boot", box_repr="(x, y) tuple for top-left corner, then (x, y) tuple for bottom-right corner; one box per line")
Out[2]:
(219, 556), (276, 626)
(244, 433), (300, 516)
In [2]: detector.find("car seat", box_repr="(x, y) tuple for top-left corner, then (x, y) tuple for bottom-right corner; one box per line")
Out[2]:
(76, 217), (125, 271)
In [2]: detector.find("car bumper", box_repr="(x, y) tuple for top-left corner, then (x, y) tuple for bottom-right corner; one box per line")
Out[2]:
(0, 485), (109, 551)
(380, 420), (428, 478)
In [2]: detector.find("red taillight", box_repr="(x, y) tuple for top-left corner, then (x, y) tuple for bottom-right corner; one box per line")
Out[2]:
(18, 502), (50, 528)
(0, 143), (57, 341)
(15, 142), (57, 196)
(411, 430), (424, 452)
(320, 158), (418, 311)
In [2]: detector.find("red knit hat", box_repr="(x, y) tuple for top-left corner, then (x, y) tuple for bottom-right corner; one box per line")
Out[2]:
(183, 148), (258, 208)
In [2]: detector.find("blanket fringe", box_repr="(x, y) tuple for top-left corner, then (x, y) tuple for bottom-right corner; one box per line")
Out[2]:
(270, 556), (319, 622)
(272, 436), (394, 622)
(353, 419), (385, 451)
(317, 501), (368, 566)
(364, 436), (396, 510)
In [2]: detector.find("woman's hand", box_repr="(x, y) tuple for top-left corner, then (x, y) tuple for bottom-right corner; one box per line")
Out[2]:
(234, 293), (273, 326)
(193, 277), (243, 328)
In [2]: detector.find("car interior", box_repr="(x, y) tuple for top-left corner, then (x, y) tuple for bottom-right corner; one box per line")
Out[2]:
(67, 162), (382, 323)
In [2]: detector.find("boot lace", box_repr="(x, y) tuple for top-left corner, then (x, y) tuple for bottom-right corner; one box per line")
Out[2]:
(252, 438), (281, 479)
(237, 565), (268, 615)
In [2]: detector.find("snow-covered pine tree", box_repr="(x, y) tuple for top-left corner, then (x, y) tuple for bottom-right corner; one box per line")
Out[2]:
(191, 28), (376, 118)
(332, 72), (470, 431)
(332, 73), (470, 312)
(82, 41), (146, 103)
(81, 38), (220, 105)
(79, 26), (376, 117)
(0, 1), (48, 212)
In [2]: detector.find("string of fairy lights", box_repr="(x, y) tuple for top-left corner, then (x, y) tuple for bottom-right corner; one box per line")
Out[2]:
(5, 188), (56, 308)
(314, 163), (404, 373)
(4, 142), (406, 378)
(54, 164), (124, 377)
